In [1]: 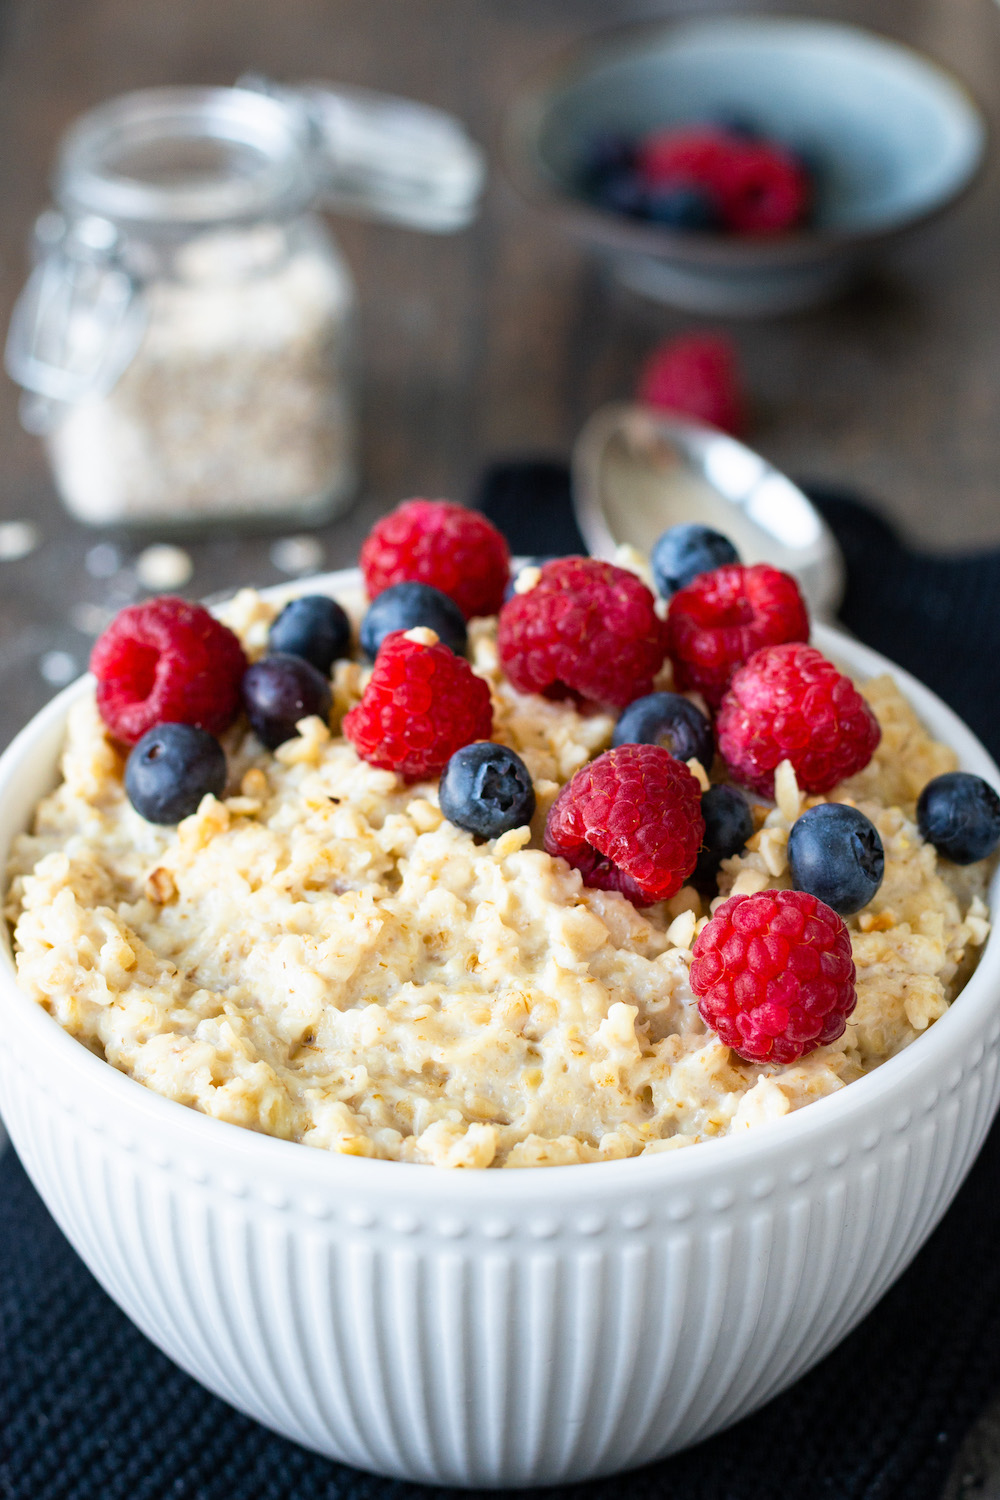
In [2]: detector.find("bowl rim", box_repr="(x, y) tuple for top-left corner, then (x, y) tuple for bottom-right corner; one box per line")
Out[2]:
(502, 13), (989, 269)
(1, 574), (999, 1204)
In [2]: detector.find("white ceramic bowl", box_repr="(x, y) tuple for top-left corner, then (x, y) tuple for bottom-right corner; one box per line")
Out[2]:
(505, 17), (987, 315)
(1, 573), (999, 1487)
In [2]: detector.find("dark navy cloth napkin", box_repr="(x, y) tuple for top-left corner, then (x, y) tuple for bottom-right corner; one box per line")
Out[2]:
(3, 464), (1000, 1500)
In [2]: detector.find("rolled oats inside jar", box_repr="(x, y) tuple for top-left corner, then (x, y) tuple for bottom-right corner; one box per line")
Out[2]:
(48, 219), (356, 525)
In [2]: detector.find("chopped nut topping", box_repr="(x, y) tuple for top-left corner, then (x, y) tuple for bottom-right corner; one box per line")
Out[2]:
(858, 909), (898, 932)
(145, 867), (177, 905)
(774, 759), (802, 823)
(686, 757), (710, 792)
(513, 566), (542, 595)
(403, 626), (439, 647)
(240, 767), (269, 799)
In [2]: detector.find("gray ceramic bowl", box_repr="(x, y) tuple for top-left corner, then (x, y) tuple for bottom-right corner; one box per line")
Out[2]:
(504, 17), (987, 315)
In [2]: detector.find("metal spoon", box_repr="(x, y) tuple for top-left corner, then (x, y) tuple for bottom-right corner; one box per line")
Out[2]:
(572, 403), (844, 621)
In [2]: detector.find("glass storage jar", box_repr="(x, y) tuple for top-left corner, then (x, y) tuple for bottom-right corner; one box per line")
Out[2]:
(6, 83), (483, 529)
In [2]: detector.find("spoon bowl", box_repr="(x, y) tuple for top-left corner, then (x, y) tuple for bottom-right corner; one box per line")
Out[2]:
(572, 403), (845, 619)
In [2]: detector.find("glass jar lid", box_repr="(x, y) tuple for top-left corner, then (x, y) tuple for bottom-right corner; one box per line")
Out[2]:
(55, 86), (318, 227)
(53, 80), (485, 232)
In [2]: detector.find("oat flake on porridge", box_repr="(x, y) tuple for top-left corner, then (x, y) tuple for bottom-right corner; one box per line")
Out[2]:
(5, 590), (992, 1167)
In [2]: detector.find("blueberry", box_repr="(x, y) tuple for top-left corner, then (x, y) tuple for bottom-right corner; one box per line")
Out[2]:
(360, 582), (467, 660)
(242, 653), (332, 750)
(917, 772), (1000, 865)
(788, 803), (885, 915)
(651, 523), (740, 598)
(710, 111), (762, 141)
(692, 784), (754, 893)
(612, 691), (714, 770)
(503, 557), (559, 604)
(439, 742), (536, 840)
(591, 166), (648, 218)
(578, 134), (646, 219)
(647, 185), (723, 231)
(579, 132), (636, 189)
(268, 595), (351, 675)
(125, 723), (227, 825)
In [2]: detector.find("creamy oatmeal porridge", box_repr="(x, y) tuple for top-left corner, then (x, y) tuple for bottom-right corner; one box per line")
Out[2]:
(5, 578), (993, 1168)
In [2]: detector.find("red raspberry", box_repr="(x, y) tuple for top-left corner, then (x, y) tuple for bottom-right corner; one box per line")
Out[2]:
(690, 889), (856, 1064)
(544, 744), (704, 907)
(90, 596), (248, 746)
(716, 642), (881, 797)
(360, 499), (510, 620)
(343, 630), (493, 782)
(637, 332), (746, 437)
(636, 127), (734, 192)
(498, 557), (666, 712)
(666, 564), (809, 707)
(712, 142), (811, 235)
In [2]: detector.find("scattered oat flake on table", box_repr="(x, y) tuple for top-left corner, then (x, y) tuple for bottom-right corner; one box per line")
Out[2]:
(85, 543), (122, 579)
(136, 544), (194, 591)
(0, 521), (40, 560)
(39, 650), (77, 686)
(270, 535), (324, 576)
(69, 601), (115, 637)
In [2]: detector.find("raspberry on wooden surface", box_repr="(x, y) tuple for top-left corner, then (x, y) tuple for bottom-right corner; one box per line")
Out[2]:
(716, 642), (881, 797)
(343, 629), (493, 782)
(498, 557), (667, 712)
(690, 889), (857, 1064)
(544, 743), (704, 907)
(90, 596), (248, 746)
(359, 499), (510, 620)
(637, 333), (746, 437)
(666, 563), (809, 707)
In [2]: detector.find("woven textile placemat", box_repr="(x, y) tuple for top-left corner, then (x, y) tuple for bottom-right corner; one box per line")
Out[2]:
(3, 464), (1000, 1500)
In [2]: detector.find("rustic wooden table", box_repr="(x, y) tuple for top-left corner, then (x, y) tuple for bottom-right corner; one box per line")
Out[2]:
(1, 1), (999, 1493)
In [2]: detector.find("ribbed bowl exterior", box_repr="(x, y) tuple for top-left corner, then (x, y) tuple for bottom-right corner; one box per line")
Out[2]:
(1, 603), (999, 1487)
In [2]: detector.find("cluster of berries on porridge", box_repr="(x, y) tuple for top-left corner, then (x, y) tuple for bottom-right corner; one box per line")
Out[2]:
(86, 499), (1000, 1075)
